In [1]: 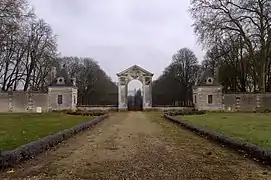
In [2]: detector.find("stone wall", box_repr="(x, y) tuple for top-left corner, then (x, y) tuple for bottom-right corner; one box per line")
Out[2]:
(193, 86), (223, 111)
(261, 93), (271, 110)
(48, 87), (77, 111)
(12, 92), (29, 112)
(223, 93), (271, 112)
(0, 93), (10, 112)
(31, 93), (49, 112)
(0, 91), (48, 113)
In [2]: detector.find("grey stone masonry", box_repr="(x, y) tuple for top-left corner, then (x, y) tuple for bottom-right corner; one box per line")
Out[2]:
(193, 68), (223, 111)
(0, 67), (78, 113)
(47, 67), (78, 111)
(194, 68), (271, 112)
(193, 86), (223, 111)
(117, 65), (153, 111)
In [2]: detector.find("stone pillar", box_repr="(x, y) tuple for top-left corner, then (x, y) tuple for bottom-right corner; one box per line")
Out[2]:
(47, 88), (52, 112)
(236, 95), (240, 111)
(8, 90), (13, 112)
(143, 76), (152, 110)
(256, 94), (261, 110)
(27, 91), (33, 112)
(71, 88), (78, 111)
(118, 77), (128, 110)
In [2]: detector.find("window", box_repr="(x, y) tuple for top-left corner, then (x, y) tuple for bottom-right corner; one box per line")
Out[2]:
(58, 95), (63, 105)
(74, 96), (76, 104)
(208, 95), (213, 104)
(206, 77), (214, 84)
(194, 95), (197, 103)
(57, 77), (64, 84)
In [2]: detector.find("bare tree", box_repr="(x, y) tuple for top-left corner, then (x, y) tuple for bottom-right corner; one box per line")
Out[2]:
(60, 57), (118, 105)
(190, 0), (271, 92)
(152, 48), (199, 105)
(22, 18), (57, 91)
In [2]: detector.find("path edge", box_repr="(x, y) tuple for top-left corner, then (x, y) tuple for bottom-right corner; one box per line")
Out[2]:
(0, 114), (109, 169)
(164, 114), (271, 166)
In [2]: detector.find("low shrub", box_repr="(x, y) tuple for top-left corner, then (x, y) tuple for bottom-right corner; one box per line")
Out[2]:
(164, 109), (206, 116)
(164, 115), (271, 166)
(52, 109), (70, 113)
(142, 108), (160, 112)
(67, 110), (107, 116)
(0, 114), (108, 169)
(255, 108), (271, 113)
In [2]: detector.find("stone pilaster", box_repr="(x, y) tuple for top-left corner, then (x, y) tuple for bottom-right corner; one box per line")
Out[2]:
(8, 91), (13, 112)
(256, 94), (261, 110)
(47, 88), (52, 112)
(118, 83), (128, 110)
(236, 95), (240, 111)
(27, 91), (33, 112)
(142, 76), (152, 110)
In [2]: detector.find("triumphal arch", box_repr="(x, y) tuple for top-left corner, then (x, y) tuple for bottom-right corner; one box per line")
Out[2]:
(117, 65), (154, 110)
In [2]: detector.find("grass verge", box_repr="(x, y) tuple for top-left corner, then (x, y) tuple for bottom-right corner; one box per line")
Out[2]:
(180, 113), (271, 149)
(0, 113), (95, 151)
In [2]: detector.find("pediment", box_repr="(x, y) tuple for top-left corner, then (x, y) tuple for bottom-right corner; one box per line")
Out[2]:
(117, 65), (154, 77)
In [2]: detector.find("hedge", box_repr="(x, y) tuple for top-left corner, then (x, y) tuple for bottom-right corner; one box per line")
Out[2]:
(164, 110), (206, 116)
(0, 114), (108, 169)
(164, 114), (271, 166)
(67, 110), (106, 116)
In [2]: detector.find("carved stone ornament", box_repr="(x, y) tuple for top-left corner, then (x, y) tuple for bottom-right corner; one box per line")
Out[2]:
(145, 77), (151, 85)
(130, 68), (141, 79)
(120, 77), (126, 85)
(117, 65), (153, 109)
(121, 91), (125, 103)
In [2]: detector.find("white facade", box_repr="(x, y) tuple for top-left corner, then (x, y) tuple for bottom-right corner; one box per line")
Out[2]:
(48, 87), (78, 111)
(117, 65), (153, 110)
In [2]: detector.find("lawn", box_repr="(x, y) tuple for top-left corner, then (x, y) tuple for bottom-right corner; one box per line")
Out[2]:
(0, 113), (95, 151)
(180, 113), (271, 149)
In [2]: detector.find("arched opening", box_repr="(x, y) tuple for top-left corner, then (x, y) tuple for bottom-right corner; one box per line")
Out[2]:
(127, 79), (143, 111)
(117, 65), (154, 111)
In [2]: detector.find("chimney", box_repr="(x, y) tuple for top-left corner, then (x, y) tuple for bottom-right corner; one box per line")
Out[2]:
(51, 67), (57, 82)
(214, 67), (219, 82)
(71, 77), (76, 86)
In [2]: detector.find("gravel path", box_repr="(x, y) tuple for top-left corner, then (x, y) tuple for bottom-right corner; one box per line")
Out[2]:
(1, 112), (270, 180)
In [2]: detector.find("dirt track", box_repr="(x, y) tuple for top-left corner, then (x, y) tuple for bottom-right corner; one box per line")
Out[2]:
(1, 112), (270, 180)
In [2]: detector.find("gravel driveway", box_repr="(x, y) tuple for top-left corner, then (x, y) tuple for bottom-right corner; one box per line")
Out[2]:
(1, 112), (270, 180)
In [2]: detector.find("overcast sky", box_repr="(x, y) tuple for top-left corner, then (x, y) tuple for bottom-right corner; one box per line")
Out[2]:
(28, 0), (204, 88)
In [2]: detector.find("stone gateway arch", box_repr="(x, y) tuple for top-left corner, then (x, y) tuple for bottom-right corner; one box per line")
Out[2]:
(117, 65), (153, 111)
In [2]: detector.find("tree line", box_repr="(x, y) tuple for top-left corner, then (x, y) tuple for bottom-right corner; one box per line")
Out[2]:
(0, 0), (117, 105)
(2, 0), (270, 107)
(153, 0), (271, 106)
(190, 0), (271, 93)
(152, 48), (199, 106)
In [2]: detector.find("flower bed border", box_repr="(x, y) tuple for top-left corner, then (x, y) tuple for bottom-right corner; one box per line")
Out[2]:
(164, 114), (271, 166)
(0, 114), (108, 169)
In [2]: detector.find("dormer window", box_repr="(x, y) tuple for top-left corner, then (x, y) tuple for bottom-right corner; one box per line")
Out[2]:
(206, 77), (214, 85)
(57, 77), (65, 84)
(70, 78), (76, 86)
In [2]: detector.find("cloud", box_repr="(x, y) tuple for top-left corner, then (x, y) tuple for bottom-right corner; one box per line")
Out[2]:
(28, 0), (204, 85)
